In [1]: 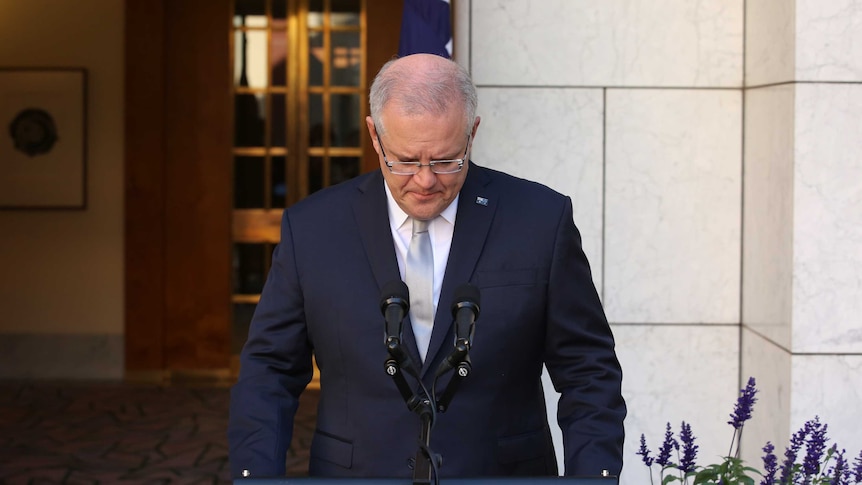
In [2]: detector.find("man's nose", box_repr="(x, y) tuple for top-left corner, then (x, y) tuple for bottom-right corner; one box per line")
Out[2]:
(412, 165), (437, 187)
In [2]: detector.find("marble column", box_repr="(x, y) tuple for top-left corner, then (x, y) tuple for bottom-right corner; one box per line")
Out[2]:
(742, 0), (862, 468)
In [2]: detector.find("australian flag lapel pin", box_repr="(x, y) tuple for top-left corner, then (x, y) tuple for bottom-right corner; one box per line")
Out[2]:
(475, 196), (489, 206)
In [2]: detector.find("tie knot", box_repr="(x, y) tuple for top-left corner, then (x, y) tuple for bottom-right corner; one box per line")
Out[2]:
(412, 218), (429, 235)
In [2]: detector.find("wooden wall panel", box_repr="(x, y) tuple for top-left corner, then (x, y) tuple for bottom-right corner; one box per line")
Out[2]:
(362, 0), (403, 173)
(125, 0), (166, 372)
(162, 0), (232, 370)
(125, 0), (232, 374)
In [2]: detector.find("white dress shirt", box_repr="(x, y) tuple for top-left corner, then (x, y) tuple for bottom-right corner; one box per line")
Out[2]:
(384, 183), (458, 360)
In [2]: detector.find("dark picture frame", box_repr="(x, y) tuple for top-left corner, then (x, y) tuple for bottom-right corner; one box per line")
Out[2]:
(0, 67), (88, 210)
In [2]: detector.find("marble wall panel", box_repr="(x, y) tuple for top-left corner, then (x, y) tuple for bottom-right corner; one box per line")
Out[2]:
(452, 0), (471, 70)
(739, 338), (862, 471)
(796, 0), (862, 82)
(742, 85), (794, 350)
(744, 0), (795, 86)
(472, 87), (605, 290)
(793, 83), (862, 353)
(604, 89), (742, 324)
(740, 327), (792, 469)
(791, 354), (862, 458)
(470, 0), (743, 88)
(612, 324), (740, 485)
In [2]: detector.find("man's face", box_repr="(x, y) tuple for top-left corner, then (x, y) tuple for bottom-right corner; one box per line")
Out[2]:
(366, 105), (479, 221)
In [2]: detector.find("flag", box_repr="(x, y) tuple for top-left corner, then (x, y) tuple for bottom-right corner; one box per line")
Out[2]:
(398, 0), (452, 58)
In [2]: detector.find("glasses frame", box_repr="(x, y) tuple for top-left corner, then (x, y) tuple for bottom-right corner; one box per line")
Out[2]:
(376, 132), (471, 175)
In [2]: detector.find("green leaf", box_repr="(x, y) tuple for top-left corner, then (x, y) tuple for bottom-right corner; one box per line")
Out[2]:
(693, 467), (719, 485)
(661, 474), (681, 485)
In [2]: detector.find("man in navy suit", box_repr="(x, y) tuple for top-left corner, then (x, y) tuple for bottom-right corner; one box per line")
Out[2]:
(228, 53), (626, 479)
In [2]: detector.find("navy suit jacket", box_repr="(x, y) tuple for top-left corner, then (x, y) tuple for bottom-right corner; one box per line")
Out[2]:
(228, 163), (626, 479)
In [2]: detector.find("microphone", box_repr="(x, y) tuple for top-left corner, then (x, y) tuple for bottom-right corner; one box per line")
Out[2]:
(451, 283), (480, 348)
(380, 280), (410, 342)
(436, 283), (481, 377)
(380, 280), (420, 379)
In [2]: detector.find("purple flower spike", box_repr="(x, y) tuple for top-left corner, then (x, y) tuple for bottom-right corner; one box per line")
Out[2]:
(828, 446), (848, 485)
(760, 441), (777, 485)
(803, 417), (828, 477)
(656, 422), (678, 467)
(679, 421), (698, 474)
(853, 449), (862, 482)
(780, 423), (810, 484)
(728, 376), (758, 429)
(637, 433), (655, 467)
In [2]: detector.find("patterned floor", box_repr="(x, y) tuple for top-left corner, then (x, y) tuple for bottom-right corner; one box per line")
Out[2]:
(0, 381), (319, 484)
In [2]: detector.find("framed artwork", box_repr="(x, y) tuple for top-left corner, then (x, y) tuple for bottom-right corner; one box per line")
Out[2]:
(0, 68), (87, 210)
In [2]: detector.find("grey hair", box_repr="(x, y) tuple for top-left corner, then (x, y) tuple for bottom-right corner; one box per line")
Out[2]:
(369, 57), (478, 137)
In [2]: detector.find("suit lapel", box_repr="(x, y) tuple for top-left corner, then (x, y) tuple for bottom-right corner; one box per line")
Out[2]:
(421, 164), (496, 377)
(353, 170), (401, 291)
(352, 171), (424, 369)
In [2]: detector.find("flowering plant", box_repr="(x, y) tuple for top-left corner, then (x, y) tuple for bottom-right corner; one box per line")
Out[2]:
(637, 377), (862, 484)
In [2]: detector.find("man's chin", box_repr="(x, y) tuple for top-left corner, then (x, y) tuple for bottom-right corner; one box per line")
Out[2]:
(403, 200), (445, 221)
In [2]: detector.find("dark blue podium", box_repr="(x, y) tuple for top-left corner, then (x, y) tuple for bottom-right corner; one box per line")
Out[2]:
(237, 477), (617, 484)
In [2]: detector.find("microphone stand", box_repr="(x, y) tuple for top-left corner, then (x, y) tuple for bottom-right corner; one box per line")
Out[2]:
(384, 338), (419, 406)
(382, 282), (479, 485)
(434, 337), (471, 413)
(413, 406), (435, 485)
(419, 340), (472, 483)
(383, 335), (438, 485)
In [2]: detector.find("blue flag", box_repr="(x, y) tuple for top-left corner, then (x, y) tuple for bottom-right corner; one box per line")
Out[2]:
(398, 0), (452, 58)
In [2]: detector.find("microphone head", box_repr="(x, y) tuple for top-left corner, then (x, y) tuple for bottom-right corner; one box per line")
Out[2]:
(380, 280), (410, 313)
(451, 283), (480, 316)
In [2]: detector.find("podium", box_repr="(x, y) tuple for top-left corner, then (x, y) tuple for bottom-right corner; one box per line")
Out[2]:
(237, 478), (618, 484)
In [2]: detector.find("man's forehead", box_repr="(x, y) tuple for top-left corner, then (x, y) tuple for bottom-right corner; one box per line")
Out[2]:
(384, 98), (455, 119)
(381, 104), (464, 130)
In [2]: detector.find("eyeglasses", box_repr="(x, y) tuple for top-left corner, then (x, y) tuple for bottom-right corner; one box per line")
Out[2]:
(377, 133), (470, 175)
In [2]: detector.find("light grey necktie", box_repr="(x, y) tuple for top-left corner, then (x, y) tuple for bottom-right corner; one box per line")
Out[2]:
(406, 218), (434, 361)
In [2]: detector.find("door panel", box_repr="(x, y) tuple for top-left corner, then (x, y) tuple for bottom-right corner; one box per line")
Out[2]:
(125, 0), (233, 378)
(125, 0), (167, 373)
(163, 0), (233, 371)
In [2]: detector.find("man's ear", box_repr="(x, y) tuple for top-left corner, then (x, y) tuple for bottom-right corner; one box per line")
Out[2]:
(471, 116), (481, 139)
(366, 116), (380, 154)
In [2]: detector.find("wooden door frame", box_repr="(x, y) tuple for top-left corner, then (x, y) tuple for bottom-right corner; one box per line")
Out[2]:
(124, 0), (232, 379)
(363, 0), (403, 172)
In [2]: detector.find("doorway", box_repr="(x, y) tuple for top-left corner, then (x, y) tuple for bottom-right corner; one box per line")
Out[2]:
(124, 0), (401, 381)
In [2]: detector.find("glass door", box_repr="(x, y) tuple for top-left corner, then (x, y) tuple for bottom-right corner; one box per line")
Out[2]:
(230, 0), (366, 385)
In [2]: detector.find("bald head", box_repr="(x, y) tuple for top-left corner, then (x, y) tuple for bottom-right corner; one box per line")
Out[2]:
(369, 54), (478, 137)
